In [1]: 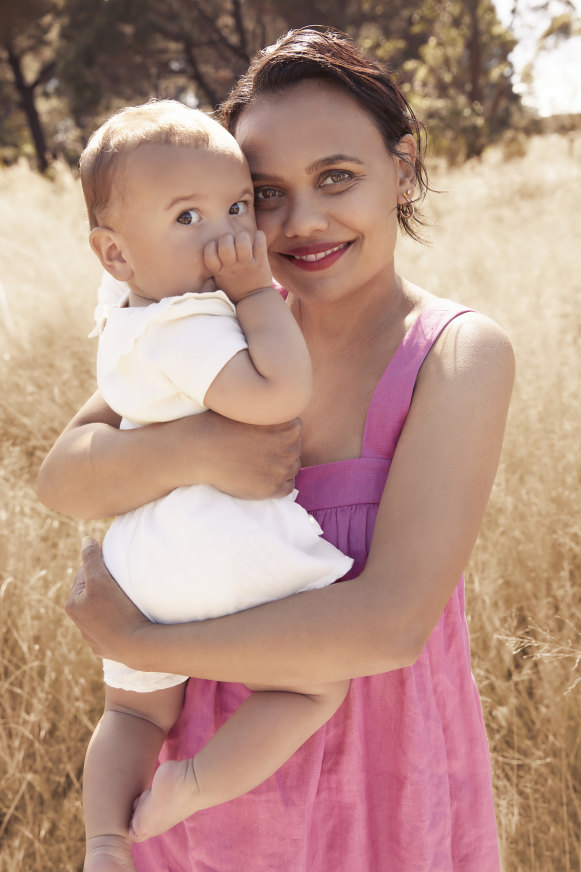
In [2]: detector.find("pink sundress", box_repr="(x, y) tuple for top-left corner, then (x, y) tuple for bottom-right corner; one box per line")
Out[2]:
(133, 297), (501, 871)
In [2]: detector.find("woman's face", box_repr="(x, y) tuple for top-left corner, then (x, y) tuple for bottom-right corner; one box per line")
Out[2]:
(234, 79), (414, 305)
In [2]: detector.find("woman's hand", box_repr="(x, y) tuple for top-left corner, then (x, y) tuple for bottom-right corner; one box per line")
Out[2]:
(190, 412), (303, 499)
(39, 388), (303, 518)
(65, 538), (150, 666)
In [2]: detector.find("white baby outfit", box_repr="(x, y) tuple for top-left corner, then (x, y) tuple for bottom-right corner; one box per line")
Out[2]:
(94, 289), (353, 692)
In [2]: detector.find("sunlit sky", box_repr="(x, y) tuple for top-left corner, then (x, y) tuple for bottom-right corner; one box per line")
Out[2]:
(494, 0), (581, 116)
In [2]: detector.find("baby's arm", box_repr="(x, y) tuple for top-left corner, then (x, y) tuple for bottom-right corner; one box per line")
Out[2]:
(204, 230), (313, 425)
(83, 682), (184, 871)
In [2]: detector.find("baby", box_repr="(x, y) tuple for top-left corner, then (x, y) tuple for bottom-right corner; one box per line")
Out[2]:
(78, 100), (352, 872)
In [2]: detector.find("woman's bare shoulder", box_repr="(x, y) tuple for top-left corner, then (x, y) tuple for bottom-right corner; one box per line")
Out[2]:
(418, 307), (515, 404)
(437, 309), (514, 368)
(403, 280), (515, 379)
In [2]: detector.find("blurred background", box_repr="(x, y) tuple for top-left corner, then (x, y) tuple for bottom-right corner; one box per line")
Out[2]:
(1, 2), (580, 870)
(1, 0), (580, 170)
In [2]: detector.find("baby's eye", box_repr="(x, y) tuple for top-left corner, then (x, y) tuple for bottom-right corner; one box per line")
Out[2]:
(229, 201), (249, 216)
(176, 209), (201, 226)
(320, 170), (352, 187)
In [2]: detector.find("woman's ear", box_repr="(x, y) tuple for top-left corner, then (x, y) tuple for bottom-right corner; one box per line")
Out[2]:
(395, 133), (417, 197)
(89, 227), (134, 282)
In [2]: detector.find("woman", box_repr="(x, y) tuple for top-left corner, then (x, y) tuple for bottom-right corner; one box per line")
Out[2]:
(40, 26), (514, 872)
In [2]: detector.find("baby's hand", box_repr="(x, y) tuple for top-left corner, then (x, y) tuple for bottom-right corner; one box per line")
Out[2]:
(204, 230), (273, 303)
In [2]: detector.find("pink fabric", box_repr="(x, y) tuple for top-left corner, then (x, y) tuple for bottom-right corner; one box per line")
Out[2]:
(133, 298), (500, 871)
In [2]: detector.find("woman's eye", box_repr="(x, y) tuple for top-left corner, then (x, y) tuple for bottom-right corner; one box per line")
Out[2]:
(320, 170), (352, 187)
(229, 200), (249, 216)
(176, 209), (201, 226)
(254, 187), (282, 208)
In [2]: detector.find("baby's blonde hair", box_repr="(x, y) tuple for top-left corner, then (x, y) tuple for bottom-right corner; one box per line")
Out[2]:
(80, 100), (221, 228)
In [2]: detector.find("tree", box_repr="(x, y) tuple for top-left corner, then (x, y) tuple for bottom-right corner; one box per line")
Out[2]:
(251, 0), (520, 160)
(57, 0), (283, 135)
(0, 0), (524, 167)
(0, 0), (62, 171)
(394, 0), (518, 160)
(501, 0), (581, 114)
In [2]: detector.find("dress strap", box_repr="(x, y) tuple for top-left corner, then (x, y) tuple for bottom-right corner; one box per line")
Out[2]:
(362, 299), (474, 460)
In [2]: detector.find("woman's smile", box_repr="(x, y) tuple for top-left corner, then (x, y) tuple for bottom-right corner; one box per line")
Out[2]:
(280, 241), (353, 270)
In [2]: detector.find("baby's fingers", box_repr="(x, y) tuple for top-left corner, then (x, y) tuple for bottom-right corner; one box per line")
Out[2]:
(216, 233), (237, 268)
(217, 231), (254, 268)
(253, 229), (268, 261)
(205, 232), (256, 275)
(232, 230), (253, 263)
(203, 238), (221, 274)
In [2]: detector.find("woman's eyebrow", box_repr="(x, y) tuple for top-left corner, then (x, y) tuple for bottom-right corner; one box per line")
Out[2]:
(306, 154), (364, 174)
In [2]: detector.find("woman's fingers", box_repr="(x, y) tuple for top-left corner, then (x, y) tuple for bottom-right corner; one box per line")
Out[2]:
(80, 536), (102, 590)
(64, 537), (148, 661)
(64, 537), (96, 617)
(182, 413), (301, 500)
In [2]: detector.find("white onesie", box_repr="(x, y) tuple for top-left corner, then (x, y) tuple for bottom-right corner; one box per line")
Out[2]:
(94, 290), (353, 691)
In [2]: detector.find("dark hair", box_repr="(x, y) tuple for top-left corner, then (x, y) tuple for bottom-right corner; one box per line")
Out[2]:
(220, 25), (429, 242)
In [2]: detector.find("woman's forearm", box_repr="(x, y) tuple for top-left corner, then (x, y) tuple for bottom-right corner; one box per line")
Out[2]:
(70, 539), (419, 685)
(39, 420), (181, 519)
(38, 389), (187, 518)
(136, 575), (419, 684)
(39, 390), (303, 519)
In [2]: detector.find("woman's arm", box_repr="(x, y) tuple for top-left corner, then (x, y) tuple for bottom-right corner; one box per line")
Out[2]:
(38, 390), (302, 519)
(65, 313), (515, 683)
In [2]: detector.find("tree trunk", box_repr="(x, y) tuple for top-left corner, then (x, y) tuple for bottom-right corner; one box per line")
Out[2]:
(466, 0), (483, 105)
(6, 44), (52, 172)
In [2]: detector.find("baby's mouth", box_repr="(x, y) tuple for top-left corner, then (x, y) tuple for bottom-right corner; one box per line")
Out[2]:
(198, 276), (218, 293)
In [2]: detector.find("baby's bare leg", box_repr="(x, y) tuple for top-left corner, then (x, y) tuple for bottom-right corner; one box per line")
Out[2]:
(130, 679), (349, 842)
(83, 682), (184, 872)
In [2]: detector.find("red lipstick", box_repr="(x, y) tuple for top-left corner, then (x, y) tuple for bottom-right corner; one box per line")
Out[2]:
(280, 241), (352, 271)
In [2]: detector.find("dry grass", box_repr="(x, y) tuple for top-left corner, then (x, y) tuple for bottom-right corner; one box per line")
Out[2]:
(0, 162), (107, 871)
(398, 134), (581, 871)
(1, 135), (580, 870)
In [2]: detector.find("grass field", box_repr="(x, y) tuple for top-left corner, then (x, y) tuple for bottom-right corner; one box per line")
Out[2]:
(1, 135), (580, 870)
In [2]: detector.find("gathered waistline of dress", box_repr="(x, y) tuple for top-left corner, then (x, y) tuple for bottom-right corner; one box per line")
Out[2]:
(295, 456), (390, 511)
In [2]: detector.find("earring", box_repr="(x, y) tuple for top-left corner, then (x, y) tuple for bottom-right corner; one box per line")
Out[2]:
(398, 188), (415, 219)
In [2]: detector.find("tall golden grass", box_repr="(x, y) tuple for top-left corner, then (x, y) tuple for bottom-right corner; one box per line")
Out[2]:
(0, 135), (579, 871)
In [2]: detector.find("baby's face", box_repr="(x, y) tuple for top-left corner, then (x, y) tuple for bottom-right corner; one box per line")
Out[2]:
(111, 142), (257, 301)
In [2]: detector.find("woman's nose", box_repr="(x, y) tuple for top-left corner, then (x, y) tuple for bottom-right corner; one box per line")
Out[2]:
(283, 194), (329, 237)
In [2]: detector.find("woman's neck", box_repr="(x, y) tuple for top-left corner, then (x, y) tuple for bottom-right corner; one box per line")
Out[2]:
(288, 272), (418, 352)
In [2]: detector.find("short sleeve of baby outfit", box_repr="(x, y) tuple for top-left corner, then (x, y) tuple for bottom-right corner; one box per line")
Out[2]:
(96, 291), (249, 424)
(143, 291), (248, 405)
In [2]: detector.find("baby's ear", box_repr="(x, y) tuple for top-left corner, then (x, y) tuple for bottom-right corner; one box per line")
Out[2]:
(89, 227), (133, 282)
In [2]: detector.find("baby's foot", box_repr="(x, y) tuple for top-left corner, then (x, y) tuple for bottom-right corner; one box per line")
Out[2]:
(130, 758), (200, 842)
(84, 834), (136, 872)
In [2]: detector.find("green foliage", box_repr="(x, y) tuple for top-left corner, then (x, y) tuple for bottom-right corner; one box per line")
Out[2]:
(0, 0), (534, 168)
(396, 0), (519, 161)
